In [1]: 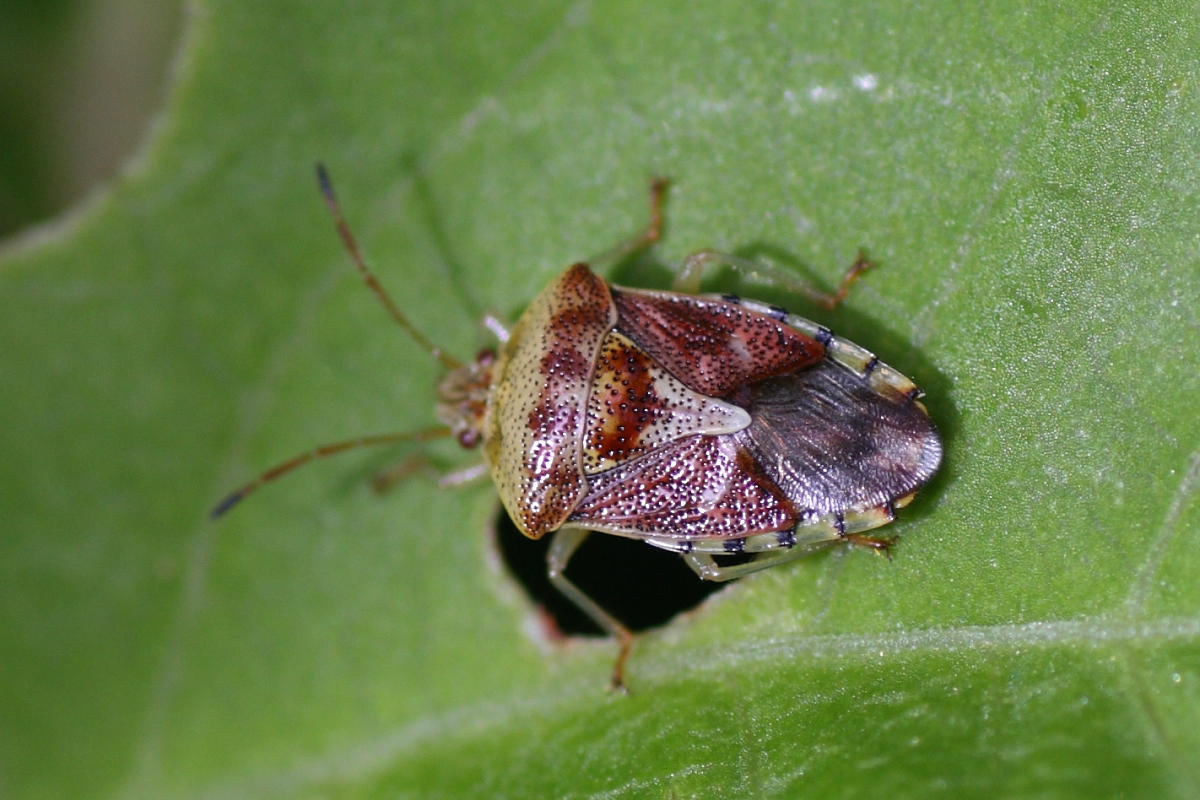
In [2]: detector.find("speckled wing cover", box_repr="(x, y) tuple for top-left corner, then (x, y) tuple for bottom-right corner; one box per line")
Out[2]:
(611, 290), (825, 396)
(568, 286), (940, 542)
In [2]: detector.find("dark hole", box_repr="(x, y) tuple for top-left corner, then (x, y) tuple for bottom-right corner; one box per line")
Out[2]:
(494, 510), (741, 636)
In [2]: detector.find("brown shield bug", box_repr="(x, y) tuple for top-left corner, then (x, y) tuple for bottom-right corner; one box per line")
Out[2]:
(213, 167), (942, 689)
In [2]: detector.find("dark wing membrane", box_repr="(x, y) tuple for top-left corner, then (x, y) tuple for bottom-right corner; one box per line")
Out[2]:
(612, 289), (824, 398)
(734, 360), (942, 514)
(569, 434), (798, 539)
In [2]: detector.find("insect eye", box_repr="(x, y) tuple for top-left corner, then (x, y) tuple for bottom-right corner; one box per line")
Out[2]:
(457, 428), (482, 449)
(476, 348), (497, 367)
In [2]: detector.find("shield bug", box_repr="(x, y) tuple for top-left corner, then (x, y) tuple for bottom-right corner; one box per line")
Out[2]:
(213, 168), (942, 689)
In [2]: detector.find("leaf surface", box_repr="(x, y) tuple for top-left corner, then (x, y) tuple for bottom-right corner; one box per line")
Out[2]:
(1, 1), (1197, 797)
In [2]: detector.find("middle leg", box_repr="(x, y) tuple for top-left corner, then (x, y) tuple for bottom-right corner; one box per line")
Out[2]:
(673, 249), (874, 310)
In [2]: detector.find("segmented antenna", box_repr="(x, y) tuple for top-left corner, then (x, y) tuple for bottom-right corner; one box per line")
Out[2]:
(210, 427), (451, 519)
(316, 163), (462, 370)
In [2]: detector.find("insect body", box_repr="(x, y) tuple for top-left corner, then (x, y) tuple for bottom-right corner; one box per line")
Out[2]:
(215, 169), (942, 689)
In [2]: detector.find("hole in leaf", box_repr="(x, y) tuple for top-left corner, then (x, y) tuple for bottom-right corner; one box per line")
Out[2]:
(494, 510), (730, 636)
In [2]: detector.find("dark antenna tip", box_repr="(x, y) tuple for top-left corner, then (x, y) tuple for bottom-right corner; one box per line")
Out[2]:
(209, 490), (245, 520)
(315, 162), (333, 199)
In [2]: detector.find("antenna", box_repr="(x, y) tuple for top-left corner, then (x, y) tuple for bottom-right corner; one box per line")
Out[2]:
(210, 427), (451, 519)
(316, 163), (462, 370)
(211, 166), (471, 519)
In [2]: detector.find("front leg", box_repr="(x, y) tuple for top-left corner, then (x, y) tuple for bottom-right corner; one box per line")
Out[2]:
(371, 458), (489, 493)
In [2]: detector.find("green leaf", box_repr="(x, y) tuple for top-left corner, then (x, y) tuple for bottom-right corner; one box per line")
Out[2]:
(2, 1), (1197, 797)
